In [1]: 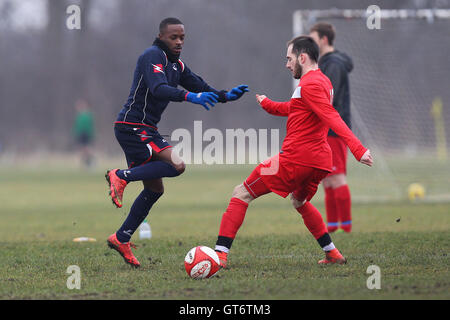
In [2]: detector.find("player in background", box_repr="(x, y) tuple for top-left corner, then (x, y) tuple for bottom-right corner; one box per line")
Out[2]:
(214, 36), (372, 268)
(72, 99), (95, 169)
(106, 17), (249, 268)
(309, 23), (354, 233)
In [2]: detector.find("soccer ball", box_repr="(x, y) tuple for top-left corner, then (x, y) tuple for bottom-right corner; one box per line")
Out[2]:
(184, 246), (220, 279)
(408, 183), (425, 201)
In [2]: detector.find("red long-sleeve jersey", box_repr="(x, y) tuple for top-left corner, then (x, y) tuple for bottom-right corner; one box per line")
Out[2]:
(260, 69), (366, 172)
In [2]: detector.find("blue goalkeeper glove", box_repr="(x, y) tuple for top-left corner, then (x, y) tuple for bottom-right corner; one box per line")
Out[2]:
(186, 92), (219, 111)
(226, 84), (249, 101)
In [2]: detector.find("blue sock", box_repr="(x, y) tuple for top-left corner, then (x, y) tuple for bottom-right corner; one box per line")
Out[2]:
(116, 161), (180, 182)
(116, 189), (163, 243)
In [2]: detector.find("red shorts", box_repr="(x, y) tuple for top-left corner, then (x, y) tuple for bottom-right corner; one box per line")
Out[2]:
(327, 135), (348, 175)
(243, 155), (329, 201)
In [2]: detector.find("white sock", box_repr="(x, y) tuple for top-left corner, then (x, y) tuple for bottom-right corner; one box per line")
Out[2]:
(322, 242), (336, 252)
(215, 245), (229, 253)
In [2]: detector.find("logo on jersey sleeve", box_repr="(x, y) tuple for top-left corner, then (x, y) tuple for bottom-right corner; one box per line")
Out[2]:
(152, 64), (164, 74)
(291, 86), (301, 98)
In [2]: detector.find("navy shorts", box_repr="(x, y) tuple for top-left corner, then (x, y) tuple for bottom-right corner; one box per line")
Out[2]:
(114, 123), (171, 168)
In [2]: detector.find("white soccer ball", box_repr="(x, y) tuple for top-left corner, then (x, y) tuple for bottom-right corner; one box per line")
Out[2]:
(184, 246), (221, 279)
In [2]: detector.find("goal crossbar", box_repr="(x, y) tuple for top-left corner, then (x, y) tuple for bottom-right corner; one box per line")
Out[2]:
(294, 8), (450, 35)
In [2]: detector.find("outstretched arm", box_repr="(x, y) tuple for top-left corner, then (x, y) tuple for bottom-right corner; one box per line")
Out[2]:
(180, 65), (226, 101)
(299, 84), (372, 166)
(256, 94), (290, 117)
(180, 64), (248, 103)
(360, 149), (373, 166)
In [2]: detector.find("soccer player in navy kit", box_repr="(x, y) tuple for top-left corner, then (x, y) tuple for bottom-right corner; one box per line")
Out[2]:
(309, 23), (355, 233)
(106, 17), (249, 267)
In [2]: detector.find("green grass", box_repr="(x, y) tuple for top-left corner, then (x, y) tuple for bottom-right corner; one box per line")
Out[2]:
(0, 162), (449, 300)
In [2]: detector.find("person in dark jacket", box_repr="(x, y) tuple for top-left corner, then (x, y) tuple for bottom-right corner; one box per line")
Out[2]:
(310, 22), (354, 233)
(105, 17), (249, 267)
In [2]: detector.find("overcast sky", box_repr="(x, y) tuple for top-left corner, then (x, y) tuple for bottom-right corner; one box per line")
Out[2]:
(0, 0), (119, 31)
(0, 0), (47, 30)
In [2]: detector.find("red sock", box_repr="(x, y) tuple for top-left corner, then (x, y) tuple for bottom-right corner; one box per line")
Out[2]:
(324, 187), (339, 232)
(296, 201), (328, 240)
(218, 197), (249, 239)
(334, 185), (352, 232)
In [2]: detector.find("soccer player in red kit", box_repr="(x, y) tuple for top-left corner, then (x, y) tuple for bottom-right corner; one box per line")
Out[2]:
(213, 36), (373, 268)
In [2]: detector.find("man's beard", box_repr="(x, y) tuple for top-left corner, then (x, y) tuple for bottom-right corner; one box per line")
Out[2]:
(293, 60), (302, 79)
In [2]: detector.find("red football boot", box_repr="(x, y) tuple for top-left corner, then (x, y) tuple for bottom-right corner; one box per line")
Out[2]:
(318, 248), (347, 265)
(107, 233), (140, 268)
(216, 250), (228, 269)
(105, 169), (128, 208)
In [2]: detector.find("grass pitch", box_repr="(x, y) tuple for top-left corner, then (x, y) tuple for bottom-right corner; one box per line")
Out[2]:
(0, 159), (449, 300)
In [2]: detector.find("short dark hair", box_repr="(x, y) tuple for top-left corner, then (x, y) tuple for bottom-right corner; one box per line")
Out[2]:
(159, 17), (183, 33)
(287, 36), (319, 63)
(309, 22), (336, 46)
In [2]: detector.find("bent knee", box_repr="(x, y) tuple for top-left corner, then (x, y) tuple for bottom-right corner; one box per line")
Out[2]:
(290, 193), (306, 209)
(173, 161), (186, 175)
(323, 174), (346, 188)
(232, 184), (253, 203)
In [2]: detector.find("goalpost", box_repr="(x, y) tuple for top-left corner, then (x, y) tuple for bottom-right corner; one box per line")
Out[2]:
(293, 8), (450, 203)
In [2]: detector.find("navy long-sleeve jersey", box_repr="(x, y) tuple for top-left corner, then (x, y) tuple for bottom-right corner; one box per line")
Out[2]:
(116, 41), (226, 128)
